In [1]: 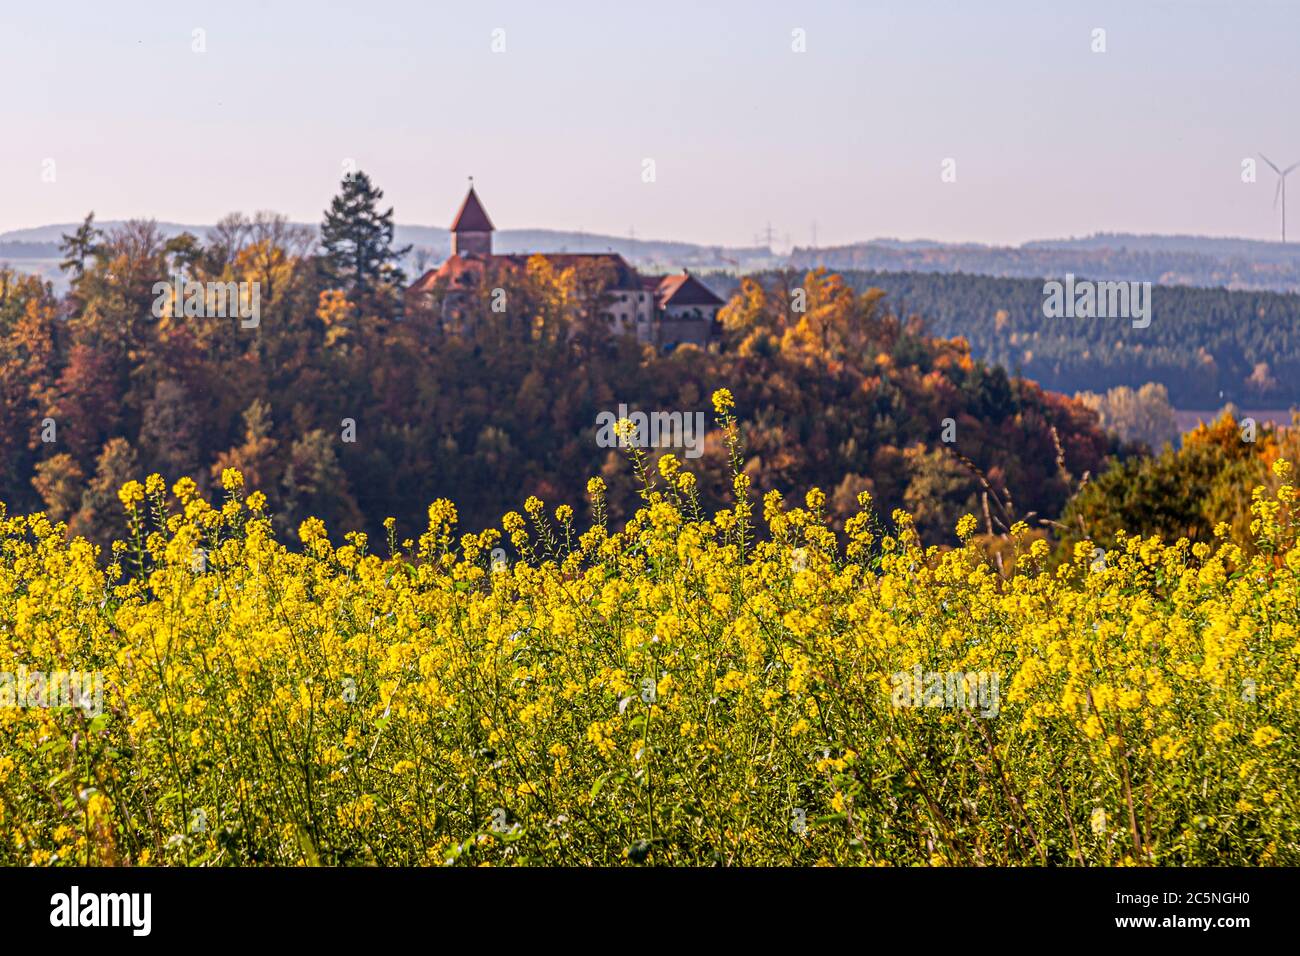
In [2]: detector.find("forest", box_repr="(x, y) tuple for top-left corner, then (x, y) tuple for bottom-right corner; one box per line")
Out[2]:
(0, 173), (1288, 555)
(704, 269), (1300, 408)
(791, 239), (1300, 296)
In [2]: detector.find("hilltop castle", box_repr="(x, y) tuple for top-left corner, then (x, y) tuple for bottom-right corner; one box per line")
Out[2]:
(407, 186), (723, 350)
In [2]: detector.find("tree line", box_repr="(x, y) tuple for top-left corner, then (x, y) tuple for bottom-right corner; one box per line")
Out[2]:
(698, 269), (1300, 409)
(8, 171), (1246, 556)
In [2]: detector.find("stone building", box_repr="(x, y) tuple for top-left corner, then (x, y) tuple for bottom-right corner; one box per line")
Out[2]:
(408, 186), (723, 350)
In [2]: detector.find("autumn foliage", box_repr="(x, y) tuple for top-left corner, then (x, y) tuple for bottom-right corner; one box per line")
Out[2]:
(0, 211), (1114, 555)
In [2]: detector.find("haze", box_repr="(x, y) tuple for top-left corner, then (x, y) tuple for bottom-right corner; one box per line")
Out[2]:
(2, 0), (1298, 246)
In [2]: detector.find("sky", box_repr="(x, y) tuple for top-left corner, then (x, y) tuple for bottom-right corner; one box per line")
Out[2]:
(2, 0), (1299, 247)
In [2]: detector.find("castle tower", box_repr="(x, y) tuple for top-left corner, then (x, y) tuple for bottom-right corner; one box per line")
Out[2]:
(451, 183), (494, 257)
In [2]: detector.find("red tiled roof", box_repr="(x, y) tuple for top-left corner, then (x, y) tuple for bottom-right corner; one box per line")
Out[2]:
(408, 267), (441, 294)
(451, 187), (495, 233)
(654, 271), (724, 308)
(409, 255), (727, 314)
(409, 252), (650, 295)
(407, 254), (491, 294)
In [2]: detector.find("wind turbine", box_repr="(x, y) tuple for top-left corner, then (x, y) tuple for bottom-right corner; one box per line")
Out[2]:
(1260, 153), (1300, 241)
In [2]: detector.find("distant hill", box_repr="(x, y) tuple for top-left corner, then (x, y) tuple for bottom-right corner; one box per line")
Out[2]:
(8, 223), (1300, 293)
(0, 240), (62, 258)
(1025, 233), (1300, 260)
(792, 234), (1300, 294)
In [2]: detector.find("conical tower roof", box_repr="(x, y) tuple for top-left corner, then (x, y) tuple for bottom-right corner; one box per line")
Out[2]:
(451, 186), (494, 232)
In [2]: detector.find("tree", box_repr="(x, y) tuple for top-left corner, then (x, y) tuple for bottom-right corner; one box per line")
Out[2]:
(211, 399), (279, 493)
(58, 212), (104, 278)
(207, 213), (252, 271)
(902, 445), (980, 543)
(71, 221), (168, 360)
(319, 171), (411, 313)
(76, 437), (140, 548)
(139, 379), (202, 483)
(163, 232), (205, 278)
(281, 429), (363, 534)
(1058, 414), (1277, 553)
(32, 454), (85, 524)
(52, 342), (120, 463)
(1076, 383), (1179, 453)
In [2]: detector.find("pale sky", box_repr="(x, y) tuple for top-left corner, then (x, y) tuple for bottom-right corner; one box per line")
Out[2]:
(3, 0), (1298, 246)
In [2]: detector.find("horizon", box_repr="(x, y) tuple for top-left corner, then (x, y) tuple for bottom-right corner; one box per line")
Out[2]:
(7, 215), (1300, 254)
(5, 0), (1300, 245)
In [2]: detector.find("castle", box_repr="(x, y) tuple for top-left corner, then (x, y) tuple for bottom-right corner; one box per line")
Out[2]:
(407, 186), (724, 350)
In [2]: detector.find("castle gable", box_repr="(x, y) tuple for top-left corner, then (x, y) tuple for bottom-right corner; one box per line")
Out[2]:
(410, 185), (721, 351)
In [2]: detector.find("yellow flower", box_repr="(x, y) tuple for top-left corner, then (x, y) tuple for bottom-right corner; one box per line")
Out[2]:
(220, 468), (245, 492)
(172, 476), (199, 503)
(711, 388), (734, 414)
(0, 396), (1296, 868)
(1252, 726), (1282, 748)
(117, 480), (144, 510)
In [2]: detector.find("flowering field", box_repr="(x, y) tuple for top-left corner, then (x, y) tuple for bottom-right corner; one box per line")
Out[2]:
(1, 392), (1297, 867)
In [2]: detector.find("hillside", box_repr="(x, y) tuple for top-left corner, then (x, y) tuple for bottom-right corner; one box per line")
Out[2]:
(0, 229), (1111, 552)
(702, 270), (1300, 409)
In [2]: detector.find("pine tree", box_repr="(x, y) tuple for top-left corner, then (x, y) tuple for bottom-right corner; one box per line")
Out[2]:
(319, 171), (411, 311)
(58, 212), (103, 278)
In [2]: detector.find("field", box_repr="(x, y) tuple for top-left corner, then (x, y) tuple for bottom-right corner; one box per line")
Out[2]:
(1, 393), (1297, 866)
